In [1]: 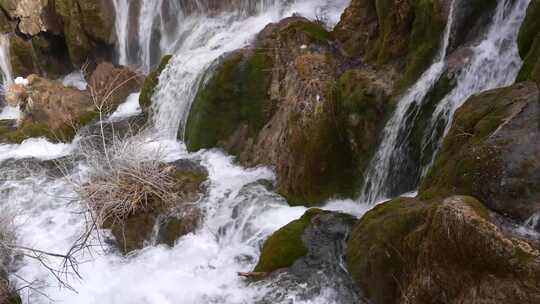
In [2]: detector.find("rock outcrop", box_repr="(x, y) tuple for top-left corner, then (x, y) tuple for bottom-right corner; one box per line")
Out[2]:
(517, 0), (540, 85)
(185, 17), (388, 206)
(251, 209), (362, 303)
(1, 0), (115, 77)
(0, 63), (142, 144)
(347, 195), (540, 304)
(420, 82), (540, 227)
(105, 159), (208, 254)
(139, 55), (173, 110)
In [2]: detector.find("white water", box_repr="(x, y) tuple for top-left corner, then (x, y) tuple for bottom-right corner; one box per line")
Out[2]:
(112, 0), (130, 67)
(0, 34), (12, 86)
(420, 0), (528, 175)
(148, 0), (350, 139)
(0, 1), (374, 303)
(358, 0), (456, 204)
(360, 0), (529, 203)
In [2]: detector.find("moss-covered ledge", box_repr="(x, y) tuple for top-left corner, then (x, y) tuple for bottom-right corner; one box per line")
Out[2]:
(139, 55), (173, 110)
(253, 208), (325, 273)
(346, 195), (540, 304)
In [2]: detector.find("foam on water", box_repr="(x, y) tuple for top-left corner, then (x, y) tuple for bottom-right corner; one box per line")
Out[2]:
(0, 138), (74, 164)
(109, 93), (142, 120)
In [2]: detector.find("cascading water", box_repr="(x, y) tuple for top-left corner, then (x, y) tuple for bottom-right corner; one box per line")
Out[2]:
(1, 1), (366, 303)
(148, 0), (350, 139)
(112, 0), (130, 66)
(360, 0), (529, 204)
(420, 0), (528, 175)
(358, 0), (456, 204)
(0, 34), (12, 87)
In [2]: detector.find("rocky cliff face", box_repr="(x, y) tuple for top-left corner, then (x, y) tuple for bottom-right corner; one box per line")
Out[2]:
(0, 0), (115, 77)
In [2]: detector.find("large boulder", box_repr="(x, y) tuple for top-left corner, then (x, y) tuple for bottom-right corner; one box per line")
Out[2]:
(185, 18), (363, 206)
(347, 195), (540, 304)
(517, 0), (540, 85)
(54, 0), (115, 66)
(8, 33), (72, 78)
(0, 63), (142, 144)
(333, 0), (447, 87)
(250, 209), (362, 303)
(419, 82), (540, 226)
(105, 159), (208, 254)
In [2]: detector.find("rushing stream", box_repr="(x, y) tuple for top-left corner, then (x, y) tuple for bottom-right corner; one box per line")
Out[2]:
(359, 0), (529, 203)
(0, 1), (367, 303)
(0, 0), (535, 302)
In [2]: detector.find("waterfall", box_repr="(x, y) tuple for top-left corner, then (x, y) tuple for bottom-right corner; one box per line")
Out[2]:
(360, 0), (529, 204)
(0, 34), (13, 86)
(2, 1), (361, 303)
(358, 0), (457, 204)
(112, 0), (130, 66)
(420, 0), (528, 176)
(147, 0), (350, 139)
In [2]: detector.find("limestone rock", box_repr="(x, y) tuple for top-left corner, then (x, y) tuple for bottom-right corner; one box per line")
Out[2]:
(420, 82), (540, 227)
(346, 195), (540, 304)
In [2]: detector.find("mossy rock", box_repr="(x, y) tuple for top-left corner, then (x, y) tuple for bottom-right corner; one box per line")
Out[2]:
(333, 0), (446, 87)
(0, 111), (99, 144)
(335, 69), (390, 184)
(105, 160), (207, 254)
(185, 48), (274, 151)
(254, 208), (325, 273)
(419, 82), (540, 222)
(400, 0), (446, 89)
(346, 195), (540, 304)
(55, 0), (114, 66)
(9, 35), (36, 77)
(517, 0), (540, 85)
(139, 55), (172, 110)
(346, 196), (428, 304)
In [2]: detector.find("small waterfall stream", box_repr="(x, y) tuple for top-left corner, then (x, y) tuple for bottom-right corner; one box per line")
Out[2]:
(420, 0), (528, 174)
(360, 0), (529, 203)
(0, 34), (12, 86)
(1, 1), (360, 303)
(359, 0), (457, 203)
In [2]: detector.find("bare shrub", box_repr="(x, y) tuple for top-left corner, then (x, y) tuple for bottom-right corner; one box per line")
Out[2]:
(77, 133), (181, 226)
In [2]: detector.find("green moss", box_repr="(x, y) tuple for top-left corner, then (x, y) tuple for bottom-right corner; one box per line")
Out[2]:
(400, 0), (445, 89)
(282, 20), (331, 43)
(419, 85), (526, 200)
(517, 0), (540, 84)
(139, 55), (172, 109)
(185, 49), (274, 151)
(346, 197), (428, 304)
(334, 69), (389, 185)
(0, 111), (99, 144)
(9, 35), (36, 77)
(518, 0), (540, 58)
(254, 208), (324, 273)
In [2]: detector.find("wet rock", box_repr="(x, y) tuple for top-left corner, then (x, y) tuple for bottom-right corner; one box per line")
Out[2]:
(347, 195), (540, 304)
(8, 33), (72, 78)
(106, 159), (208, 254)
(0, 63), (142, 144)
(186, 17), (359, 206)
(139, 55), (172, 110)
(55, 0), (115, 66)
(251, 209), (363, 304)
(333, 0), (447, 88)
(88, 62), (144, 107)
(420, 82), (540, 228)
(517, 0), (540, 85)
